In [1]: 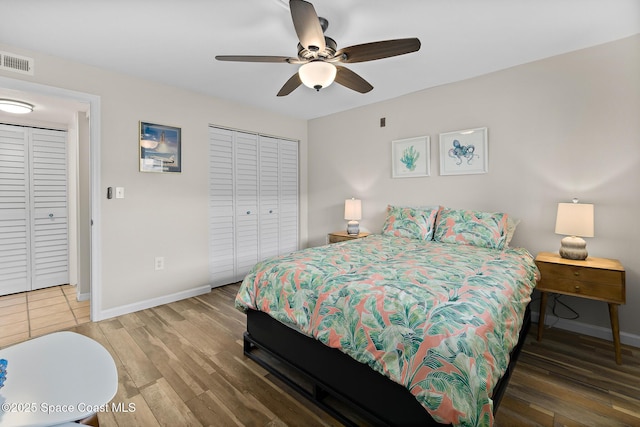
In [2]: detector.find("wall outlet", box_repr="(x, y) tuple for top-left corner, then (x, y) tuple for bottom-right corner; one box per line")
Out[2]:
(154, 256), (164, 271)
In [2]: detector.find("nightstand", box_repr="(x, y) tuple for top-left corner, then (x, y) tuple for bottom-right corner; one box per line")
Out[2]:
(535, 252), (626, 364)
(327, 231), (371, 244)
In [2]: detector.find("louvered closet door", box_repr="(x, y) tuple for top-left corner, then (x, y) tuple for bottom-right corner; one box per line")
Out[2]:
(29, 129), (69, 290)
(0, 126), (68, 295)
(278, 139), (298, 255)
(209, 127), (298, 287)
(259, 136), (280, 260)
(0, 125), (30, 295)
(209, 128), (236, 287)
(234, 132), (259, 277)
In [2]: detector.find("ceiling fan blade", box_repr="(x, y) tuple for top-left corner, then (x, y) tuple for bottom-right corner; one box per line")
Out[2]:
(334, 66), (373, 94)
(215, 55), (295, 63)
(335, 38), (421, 63)
(290, 0), (326, 53)
(277, 72), (303, 96)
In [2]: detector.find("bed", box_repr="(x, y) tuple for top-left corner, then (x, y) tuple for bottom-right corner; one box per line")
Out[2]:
(235, 206), (539, 426)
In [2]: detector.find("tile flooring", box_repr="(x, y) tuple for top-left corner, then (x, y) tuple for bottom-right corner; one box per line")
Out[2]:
(0, 285), (90, 348)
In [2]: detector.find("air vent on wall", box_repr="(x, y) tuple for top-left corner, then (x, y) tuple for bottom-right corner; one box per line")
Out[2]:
(0, 51), (34, 75)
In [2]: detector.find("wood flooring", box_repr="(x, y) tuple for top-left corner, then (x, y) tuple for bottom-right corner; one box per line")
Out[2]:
(2, 283), (639, 426)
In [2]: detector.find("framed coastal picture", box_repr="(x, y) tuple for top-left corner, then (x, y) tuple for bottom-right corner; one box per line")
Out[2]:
(391, 136), (430, 178)
(139, 121), (182, 173)
(439, 127), (488, 175)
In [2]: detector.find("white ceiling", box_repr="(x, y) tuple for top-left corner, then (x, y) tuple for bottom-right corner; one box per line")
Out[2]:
(0, 0), (639, 122)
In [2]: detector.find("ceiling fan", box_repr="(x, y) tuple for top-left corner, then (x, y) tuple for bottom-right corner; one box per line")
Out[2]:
(215, 0), (421, 96)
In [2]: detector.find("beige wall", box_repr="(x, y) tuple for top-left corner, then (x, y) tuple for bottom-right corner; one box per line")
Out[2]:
(307, 35), (640, 342)
(0, 43), (308, 316)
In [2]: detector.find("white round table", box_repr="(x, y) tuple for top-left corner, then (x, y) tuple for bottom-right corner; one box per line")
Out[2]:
(0, 331), (118, 427)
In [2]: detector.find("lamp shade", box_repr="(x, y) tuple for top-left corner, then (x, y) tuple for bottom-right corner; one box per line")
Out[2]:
(344, 198), (362, 221)
(555, 202), (594, 237)
(299, 61), (337, 91)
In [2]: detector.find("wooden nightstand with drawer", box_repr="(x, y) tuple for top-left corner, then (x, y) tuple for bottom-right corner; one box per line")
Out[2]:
(327, 231), (371, 244)
(535, 251), (626, 364)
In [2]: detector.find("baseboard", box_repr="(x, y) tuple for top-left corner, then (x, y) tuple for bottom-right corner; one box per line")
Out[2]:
(95, 284), (211, 321)
(531, 310), (640, 349)
(66, 283), (89, 302)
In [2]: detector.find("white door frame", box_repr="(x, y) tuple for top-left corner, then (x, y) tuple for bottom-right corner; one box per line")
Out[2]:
(0, 76), (102, 321)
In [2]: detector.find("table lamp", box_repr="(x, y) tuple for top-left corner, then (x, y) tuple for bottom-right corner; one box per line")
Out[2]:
(344, 198), (362, 235)
(554, 199), (594, 260)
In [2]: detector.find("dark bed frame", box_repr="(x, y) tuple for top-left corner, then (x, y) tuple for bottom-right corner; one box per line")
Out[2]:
(243, 304), (531, 426)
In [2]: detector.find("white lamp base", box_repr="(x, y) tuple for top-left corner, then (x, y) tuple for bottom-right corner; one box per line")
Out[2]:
(347, 220), (360, 235)
(559, 235), (588, 260)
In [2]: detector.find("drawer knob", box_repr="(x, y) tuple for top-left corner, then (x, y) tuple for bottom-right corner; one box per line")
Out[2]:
(573, 271), (580, 276)
(575, 285), (580, 291)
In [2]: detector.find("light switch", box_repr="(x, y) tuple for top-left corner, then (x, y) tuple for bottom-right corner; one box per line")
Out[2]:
(115, 187), (125, 199)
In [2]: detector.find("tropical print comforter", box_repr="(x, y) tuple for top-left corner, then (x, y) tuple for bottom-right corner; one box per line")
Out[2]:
(235, 235), (539, 426)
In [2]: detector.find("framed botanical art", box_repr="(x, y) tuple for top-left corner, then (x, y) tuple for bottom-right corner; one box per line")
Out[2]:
(139, 121), (182, 173)
(439, 127), (488, 175)
(391, 136), (430, 178)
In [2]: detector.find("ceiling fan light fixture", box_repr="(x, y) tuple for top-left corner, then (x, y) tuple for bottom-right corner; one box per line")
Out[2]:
(217, 0), (420, 97)
(0, 99), (34, 114)
(298, 61), (336, 91)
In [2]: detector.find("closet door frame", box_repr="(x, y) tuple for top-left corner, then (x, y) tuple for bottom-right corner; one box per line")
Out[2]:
(0, 76), (102, 320)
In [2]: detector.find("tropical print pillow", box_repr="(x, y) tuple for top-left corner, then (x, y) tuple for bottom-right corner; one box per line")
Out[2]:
(434, 208), (508, 250)
(381, 205), (440, 240)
